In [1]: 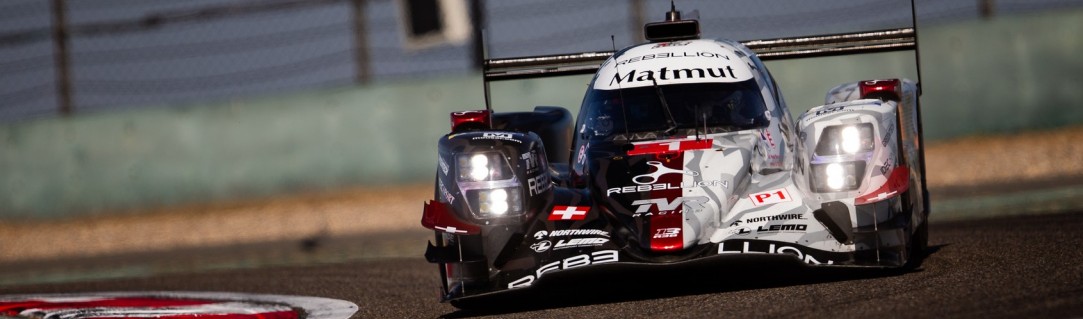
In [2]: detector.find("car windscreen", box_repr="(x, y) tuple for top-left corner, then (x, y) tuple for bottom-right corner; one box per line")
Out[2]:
(580, 80), (769, 141)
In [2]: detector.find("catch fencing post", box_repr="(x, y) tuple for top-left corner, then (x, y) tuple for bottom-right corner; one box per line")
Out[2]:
(50, 0), (73, 115)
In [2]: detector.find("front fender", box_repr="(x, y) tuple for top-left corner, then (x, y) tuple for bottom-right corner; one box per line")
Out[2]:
(794, 99), (902, 206)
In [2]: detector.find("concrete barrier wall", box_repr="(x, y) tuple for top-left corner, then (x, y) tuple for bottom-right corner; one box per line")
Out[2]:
(2, 9), (1082, 218)
(770, 9), (1083, 140)
(0, 75), (599, 218)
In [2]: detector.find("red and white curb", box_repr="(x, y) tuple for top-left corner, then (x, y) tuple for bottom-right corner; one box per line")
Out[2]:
(0, 291), (357, 319)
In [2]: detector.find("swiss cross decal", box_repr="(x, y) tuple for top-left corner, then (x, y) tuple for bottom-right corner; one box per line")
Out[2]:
(748, 188), (793, 207)
(549, 206), (590, 221)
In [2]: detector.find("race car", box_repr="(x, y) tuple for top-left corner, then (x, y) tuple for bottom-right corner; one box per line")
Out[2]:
(422, 3), (929, 306)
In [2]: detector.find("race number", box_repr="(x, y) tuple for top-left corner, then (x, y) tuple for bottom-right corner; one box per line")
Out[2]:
(748, 188), (792, 207)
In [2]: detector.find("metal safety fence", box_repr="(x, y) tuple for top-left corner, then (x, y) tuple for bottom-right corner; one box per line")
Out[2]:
(0, 0), (1079, 121)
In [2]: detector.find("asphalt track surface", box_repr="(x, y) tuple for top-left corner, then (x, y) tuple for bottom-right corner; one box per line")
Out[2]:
(4, 212), (1082, 319)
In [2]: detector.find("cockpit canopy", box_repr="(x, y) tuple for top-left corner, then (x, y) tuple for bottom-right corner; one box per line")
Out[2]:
(580, 39), (770, 142)
(580, 80), (769, 141)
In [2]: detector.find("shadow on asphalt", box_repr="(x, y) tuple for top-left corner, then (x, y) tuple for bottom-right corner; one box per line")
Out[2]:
(440, 245), (947, 318)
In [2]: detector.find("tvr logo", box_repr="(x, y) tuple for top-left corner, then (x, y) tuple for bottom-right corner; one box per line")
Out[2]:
(521, 150), (540, 173)
(631, 196), (708, 213)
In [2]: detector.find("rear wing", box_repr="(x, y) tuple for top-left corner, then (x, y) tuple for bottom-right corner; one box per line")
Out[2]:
(483, 27), (916, 82)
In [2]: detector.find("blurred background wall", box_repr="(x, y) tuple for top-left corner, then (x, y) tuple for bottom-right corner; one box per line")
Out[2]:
(2, 0), (1082, 218)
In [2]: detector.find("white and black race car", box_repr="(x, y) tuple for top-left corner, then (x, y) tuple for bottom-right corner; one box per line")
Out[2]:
(422, 3), (929, 307)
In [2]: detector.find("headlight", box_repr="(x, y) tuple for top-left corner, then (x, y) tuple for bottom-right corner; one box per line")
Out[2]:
(457, 152), (513, 182)
(815, 123), (875, 156)
(810, 161), (866, 192)
(456, 152), (522, 218)
(468, 187), (523, 218)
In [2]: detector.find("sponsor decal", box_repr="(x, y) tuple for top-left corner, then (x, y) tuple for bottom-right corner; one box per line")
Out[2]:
(608, 154), (729, 198)
(643, 154), (687, 252)
(552, 229), (609, 237)
(530, 229), (609, 251)
(576, 144), (587, 165)
(805, 105), (851, 123)
(574, 144), (588, 176)
(610, 66), (740, 87)
(653, 227), (681, 239)
(748, 188), (792, 207)
(880, 156), (894, 175)
(815, 105), (847, 116)
(0, 292), (357, 319)
(745, 213), (804, 223)
(530, 240), (552, 253)
(528, 173), (552, 196)
(649, 41), (692, 49)
(535, 229), (610, 239)
(735, 224), (808, 235)
(631, 196), (708, 217)
(607, 180), (727, 196)
(616, 51), (729, 66)
(452, 110), (485, 116)
(718, 241), (835, 265)
(881, 122), (894, 147)
(438, 179), (454, 204)
(549, 206), (589, 221)
(633, 161), (698, 185)
(553, 237), (609, 250)
(507, 250), (619, 289)
(760, 129), (776, 148)
(521, 150), (541, 174)
(471, 132), (521, 143)
(438, 157), (449, 175)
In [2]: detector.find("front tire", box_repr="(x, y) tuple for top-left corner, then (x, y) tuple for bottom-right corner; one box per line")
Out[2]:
(904, 218), (928, 270)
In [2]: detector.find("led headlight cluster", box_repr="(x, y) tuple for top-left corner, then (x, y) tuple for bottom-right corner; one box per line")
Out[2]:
(809, 123), (875, 193)
(810, 161), (867, 192)
(814, 123), (875, 156)
(456, 151), (523, 218)
(457, 153), (513, 182)
(467, 188), (523, 218)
